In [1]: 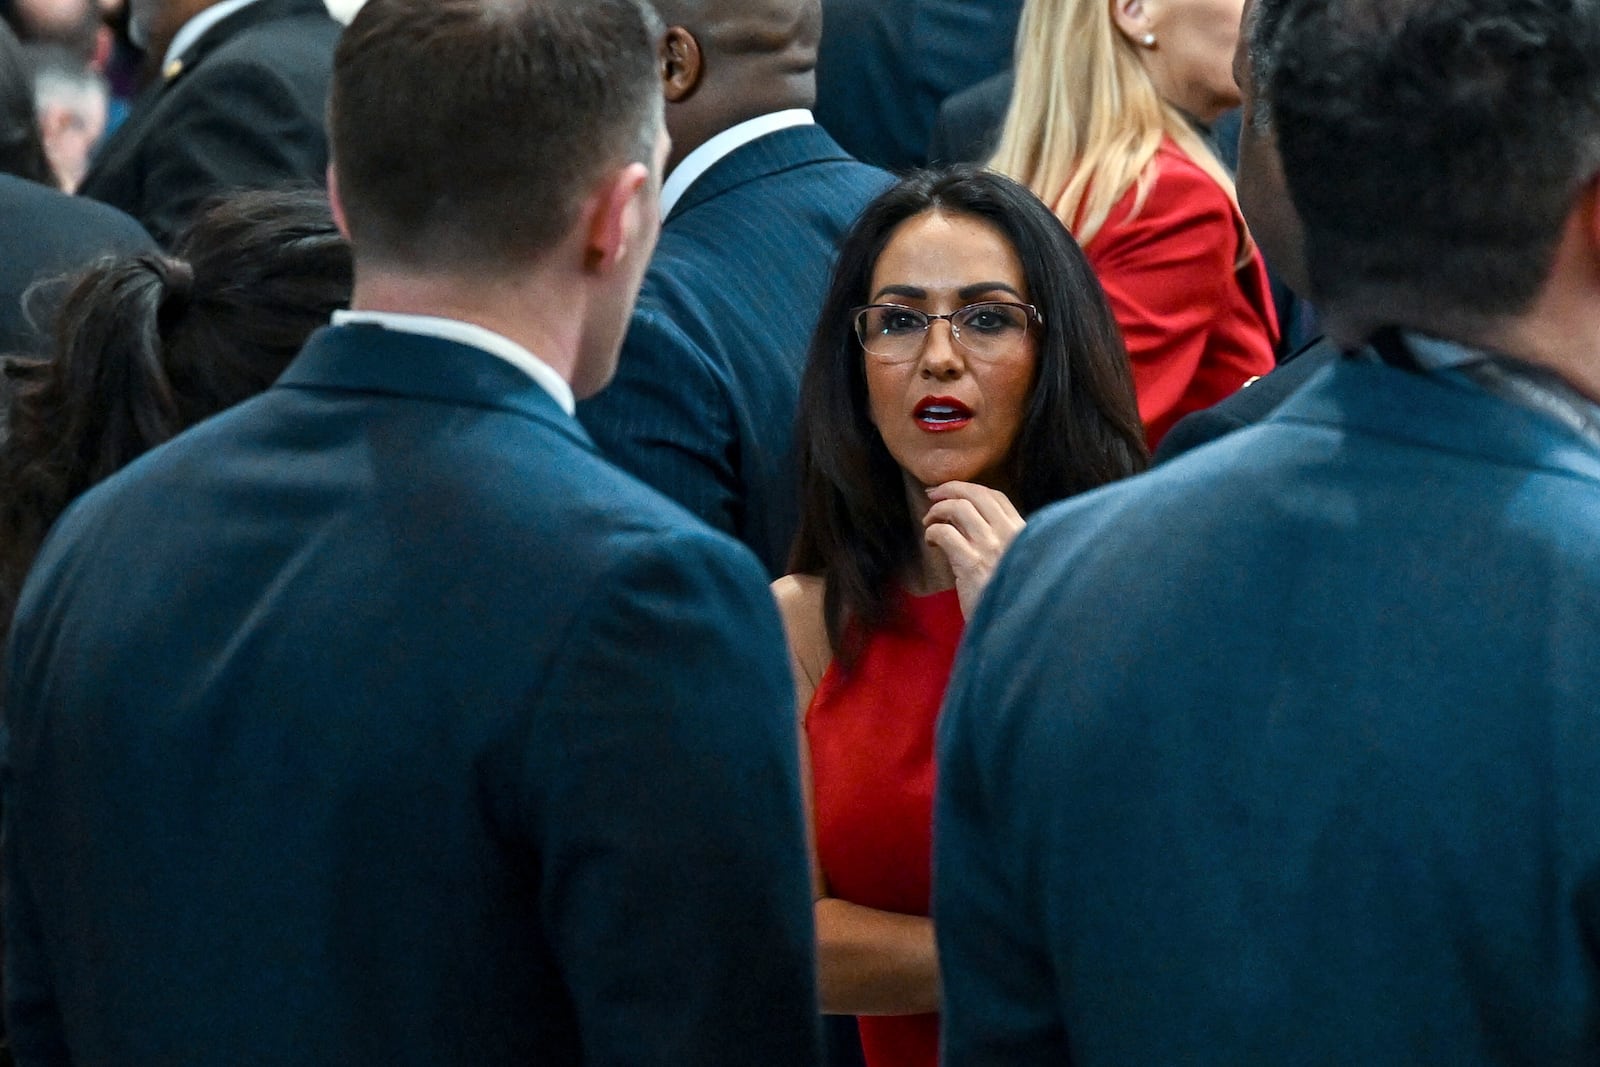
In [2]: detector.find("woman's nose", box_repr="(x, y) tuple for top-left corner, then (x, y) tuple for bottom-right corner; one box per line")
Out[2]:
(918, 319), (965, 378)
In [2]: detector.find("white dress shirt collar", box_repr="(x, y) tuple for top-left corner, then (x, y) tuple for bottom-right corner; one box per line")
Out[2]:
(330, 310), (576, 416)
(659, 109), (814, 219)
(164, 0), (264, 69)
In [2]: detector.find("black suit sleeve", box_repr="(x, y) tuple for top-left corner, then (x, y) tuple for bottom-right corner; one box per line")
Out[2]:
(577, 305), (741, 536)
(522, 528), (819, 1067)
(137, 56), (327, 245)
(1151, 406), (1251, 464)
(1153, 339), (1341, 464)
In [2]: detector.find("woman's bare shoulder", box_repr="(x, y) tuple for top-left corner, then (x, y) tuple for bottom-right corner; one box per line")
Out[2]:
(772, 574), (832, 707)
(772, 572), (823, 613)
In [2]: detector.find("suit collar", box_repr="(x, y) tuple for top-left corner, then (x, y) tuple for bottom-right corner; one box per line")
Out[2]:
(160, 0), (330, 82)
(163, 0), (259, 71)
(276, 325), (598, 453)
(660, 109), (813, 218)
(667, 123), (862, 222)
(1270, 356), (1600, 486)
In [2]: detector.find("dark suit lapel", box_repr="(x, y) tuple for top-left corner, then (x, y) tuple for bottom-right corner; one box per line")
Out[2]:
(277, 325), (599, 454)
(78, 79), (163, 199)
(667, 124), (859, 223)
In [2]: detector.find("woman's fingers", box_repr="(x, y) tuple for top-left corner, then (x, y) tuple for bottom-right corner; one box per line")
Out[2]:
(923, 496), (989, 543)
(923, 519), (980, 568)
(925, 481), (1024, 530)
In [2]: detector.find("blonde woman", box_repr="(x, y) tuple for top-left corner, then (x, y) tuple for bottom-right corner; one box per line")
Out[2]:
(991, 0), (1278, 447)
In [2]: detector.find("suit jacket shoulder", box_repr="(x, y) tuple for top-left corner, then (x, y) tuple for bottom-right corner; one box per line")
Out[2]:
(0, 175), (153, 356)
(936, 359), (1600, 1062)
(815, 0), (1023, 170)
(928, 69), (1013, 164)
(1153, 336), (1341, 462)
(76, 0), (339, 245)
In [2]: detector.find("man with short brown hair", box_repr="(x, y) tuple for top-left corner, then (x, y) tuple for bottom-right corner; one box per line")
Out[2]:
(3, 0), (821, 1062)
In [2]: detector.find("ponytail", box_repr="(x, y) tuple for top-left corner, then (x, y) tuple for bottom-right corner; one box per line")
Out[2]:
(0, 255), (193, 644)
(0, 186), (353, 656)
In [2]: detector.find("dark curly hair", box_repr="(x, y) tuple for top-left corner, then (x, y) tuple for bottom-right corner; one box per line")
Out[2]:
(0, 187), (353, 647)
(1271, 0), (1600, 321)
(788, 165), (1148, 663)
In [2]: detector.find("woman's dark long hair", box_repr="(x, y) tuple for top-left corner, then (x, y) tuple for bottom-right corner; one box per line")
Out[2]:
(0, 187), (353, 644)
(789, 165), (1148, 664)
(0, 19), (54, 185)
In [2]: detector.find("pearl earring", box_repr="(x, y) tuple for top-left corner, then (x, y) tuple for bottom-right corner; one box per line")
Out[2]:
(1140, 32), (1157, 46)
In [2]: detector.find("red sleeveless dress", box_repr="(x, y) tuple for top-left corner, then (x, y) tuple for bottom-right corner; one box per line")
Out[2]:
(806, 586), (964, 1067)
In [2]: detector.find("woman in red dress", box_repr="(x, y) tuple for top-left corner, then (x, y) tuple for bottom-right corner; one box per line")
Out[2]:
(990, 0), (1280, 449)
(773, 168), (1147, 1067)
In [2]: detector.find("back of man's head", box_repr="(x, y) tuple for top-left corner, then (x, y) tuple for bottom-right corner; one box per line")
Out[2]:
(654, 0), (821, 55)
(650, 0), (821, 165)
(329, 0), (663, 274)
(1271, 0), (1600, 329)
(1242, 0), (1291, 131)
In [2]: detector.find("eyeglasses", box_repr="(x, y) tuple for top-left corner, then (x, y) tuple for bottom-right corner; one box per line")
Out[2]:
(851, 301), (1042, 363)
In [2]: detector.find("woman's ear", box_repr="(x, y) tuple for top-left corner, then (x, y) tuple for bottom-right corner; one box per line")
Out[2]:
(1111, 0), (1157, 46)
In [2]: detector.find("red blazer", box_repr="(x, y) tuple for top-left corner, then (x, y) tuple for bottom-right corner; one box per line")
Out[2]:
(1081, 138), (1279, 448)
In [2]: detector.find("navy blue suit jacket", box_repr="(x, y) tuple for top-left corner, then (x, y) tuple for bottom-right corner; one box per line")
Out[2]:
(927, 69), (1012, 165)
(814, 0), (1023, 171)
(578, 124), (891, 576)
(2, 325), (820, 1065)
(935, 358), (1600, 1063)
(76, 0), (339, 246)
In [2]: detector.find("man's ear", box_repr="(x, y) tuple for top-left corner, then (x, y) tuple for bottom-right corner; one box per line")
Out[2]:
(1578, 172), (1600, 273)
(1111, 0), (1155, 45)
(660, 26), (703, 104)
(581, 161), (652, 275)
(326, 164), (351, 241)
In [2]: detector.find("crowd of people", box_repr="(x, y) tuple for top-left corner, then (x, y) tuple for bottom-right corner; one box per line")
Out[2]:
(1, 0), (1599, 1063)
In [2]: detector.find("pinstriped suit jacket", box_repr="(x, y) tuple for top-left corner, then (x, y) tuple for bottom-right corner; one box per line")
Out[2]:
(577, 124), (893, 576)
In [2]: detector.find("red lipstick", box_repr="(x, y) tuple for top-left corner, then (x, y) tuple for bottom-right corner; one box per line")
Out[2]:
(913, 395), (974, 432)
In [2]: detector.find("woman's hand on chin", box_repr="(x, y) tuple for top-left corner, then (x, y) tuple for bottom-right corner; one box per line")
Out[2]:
(922, 481), (1026, 619)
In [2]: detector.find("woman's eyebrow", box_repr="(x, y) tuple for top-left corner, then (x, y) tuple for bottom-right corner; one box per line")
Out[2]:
(870, 284), (927, 301)
(958, 281), (1024, 300)
(869, 281), (1024, 302)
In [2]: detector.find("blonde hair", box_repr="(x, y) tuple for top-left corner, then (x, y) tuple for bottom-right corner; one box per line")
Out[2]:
(990, 0), (1249, 255)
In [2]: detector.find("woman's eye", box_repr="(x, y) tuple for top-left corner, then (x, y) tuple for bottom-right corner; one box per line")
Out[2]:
(882, 311), (926, 333)
(964, 306), (1015, 332)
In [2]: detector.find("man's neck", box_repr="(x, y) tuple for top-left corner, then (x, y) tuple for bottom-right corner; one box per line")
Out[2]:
(664, 74), (814, 175)
(348, 270), (584, 387)
(1327, 196), (1600, 405)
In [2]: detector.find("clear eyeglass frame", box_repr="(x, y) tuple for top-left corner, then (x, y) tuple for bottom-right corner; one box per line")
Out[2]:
(850, 301), (1043, 363)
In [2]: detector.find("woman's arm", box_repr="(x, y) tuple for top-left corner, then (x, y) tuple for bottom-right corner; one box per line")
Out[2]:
(813, 900), (941, 1015)
(771, 575), (943, 1017)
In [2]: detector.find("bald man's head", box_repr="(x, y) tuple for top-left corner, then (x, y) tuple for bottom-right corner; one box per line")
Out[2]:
(651, 0), (821, 170)
(653, 0), (820, 60)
